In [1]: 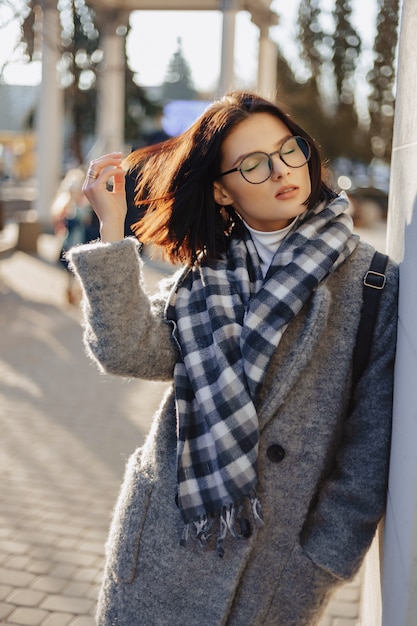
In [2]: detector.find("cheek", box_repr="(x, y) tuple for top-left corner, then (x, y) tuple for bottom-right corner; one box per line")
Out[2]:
(302, 170), (312, 197)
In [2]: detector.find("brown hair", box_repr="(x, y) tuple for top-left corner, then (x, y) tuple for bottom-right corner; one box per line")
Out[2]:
(125, 91), (336, 266)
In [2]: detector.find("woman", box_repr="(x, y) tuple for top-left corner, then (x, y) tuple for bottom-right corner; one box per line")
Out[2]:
(50, 167), (99, 304)
(68, 92), (398, 625)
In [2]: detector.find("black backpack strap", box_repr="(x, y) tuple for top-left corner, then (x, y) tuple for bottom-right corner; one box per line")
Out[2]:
(352, 250), (389, 390)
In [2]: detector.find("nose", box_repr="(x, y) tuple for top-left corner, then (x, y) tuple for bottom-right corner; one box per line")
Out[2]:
(270, 154), (290, 180)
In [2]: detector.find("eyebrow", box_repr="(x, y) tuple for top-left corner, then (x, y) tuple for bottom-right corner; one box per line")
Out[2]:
(229, 134), (293, 168)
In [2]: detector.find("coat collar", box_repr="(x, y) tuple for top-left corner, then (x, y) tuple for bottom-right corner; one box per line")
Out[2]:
(256, 281), (332, 430)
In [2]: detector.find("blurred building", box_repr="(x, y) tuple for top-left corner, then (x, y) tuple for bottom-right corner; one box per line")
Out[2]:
(0, 84), (37, 180)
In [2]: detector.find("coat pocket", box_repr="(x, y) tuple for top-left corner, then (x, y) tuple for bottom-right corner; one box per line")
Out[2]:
(105, 450), (154, 585)
(263, 541), (342, 626)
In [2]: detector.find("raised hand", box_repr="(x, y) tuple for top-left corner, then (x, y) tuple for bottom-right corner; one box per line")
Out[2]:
(83, 152), (127, 243)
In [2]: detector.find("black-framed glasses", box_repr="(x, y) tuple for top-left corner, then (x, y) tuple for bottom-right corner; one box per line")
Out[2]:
(219, 136), (311, 185)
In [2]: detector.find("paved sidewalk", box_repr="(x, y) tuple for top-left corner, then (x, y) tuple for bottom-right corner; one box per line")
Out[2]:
(0, 226), (386, 625)
(0, 234), (171, 625)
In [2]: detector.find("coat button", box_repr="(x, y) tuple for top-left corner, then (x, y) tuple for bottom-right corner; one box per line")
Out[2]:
(267, 444), (286, 463)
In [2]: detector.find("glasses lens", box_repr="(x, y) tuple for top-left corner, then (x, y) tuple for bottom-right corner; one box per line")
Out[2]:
(240, 152), (272, 184)
(280, 136), (310, 168)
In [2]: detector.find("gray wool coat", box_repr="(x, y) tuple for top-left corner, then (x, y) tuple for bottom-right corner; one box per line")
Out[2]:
(68, 236), (398, 626)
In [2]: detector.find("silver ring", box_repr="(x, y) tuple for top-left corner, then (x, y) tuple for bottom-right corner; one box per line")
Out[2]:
(87, 170), (99, 179)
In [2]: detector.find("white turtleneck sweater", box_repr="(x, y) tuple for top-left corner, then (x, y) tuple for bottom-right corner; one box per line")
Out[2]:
(244, 217), (299, 278)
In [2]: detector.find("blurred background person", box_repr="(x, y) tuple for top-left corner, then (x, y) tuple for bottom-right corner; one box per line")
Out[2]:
(51, 167), (99, 304)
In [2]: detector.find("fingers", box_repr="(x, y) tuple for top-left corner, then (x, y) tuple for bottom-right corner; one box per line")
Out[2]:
(111, 168), (127, 195)
(82, 152), (128, 230)
(83, 152), (125, 192)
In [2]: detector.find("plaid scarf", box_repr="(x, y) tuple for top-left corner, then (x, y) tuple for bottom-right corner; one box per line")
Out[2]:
(166, 195), (358, 555)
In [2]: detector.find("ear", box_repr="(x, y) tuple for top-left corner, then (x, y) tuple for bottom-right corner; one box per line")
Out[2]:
(213, 180), (235, 206)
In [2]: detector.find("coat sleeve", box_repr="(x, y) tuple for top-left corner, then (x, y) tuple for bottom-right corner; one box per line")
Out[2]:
(301, 259), (399, 581)
(67, 238), (178, 380)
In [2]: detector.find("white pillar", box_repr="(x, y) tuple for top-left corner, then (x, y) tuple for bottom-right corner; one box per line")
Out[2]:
(257, 25), (277, 99)
(96, 14), (127, 153)
(382, 0), (417, 624)
(35, 0), (64, 224)
(218, 0), (238, 96)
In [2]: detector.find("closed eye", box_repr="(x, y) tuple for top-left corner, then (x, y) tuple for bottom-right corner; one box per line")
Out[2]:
(240, 153), (265, 173)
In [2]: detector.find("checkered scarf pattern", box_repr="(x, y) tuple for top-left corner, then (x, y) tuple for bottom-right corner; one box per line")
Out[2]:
(167, 195), (358, 541)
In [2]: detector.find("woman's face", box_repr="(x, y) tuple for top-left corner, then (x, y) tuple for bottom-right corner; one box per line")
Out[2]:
(213, 113), (312, 232)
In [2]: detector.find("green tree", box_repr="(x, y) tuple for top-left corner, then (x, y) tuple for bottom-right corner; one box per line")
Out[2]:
(276, 48), (327, 148)
(59, 0), (100, 163)
(124, 63), (162, 146)
(0, 1), (33, 77)
(162, 38), (196, 101)
(294, 0), (377, 164)
(328, 0), (371, 163)
(18, 0), (161, 163)
(332, 0), (362, 107)
(293, 0), (400, 165)
(367, 0), (400, 160)
(297, 0), (323, 84)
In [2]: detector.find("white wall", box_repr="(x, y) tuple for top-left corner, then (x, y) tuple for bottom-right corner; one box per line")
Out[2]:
(382, 0), (417, 623)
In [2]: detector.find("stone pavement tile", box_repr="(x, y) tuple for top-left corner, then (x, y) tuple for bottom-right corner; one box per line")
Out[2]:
(54, 539), (79, 551)
(48, 565), (77, 580)
(0, 584), (13, 600)
(5, 556), (32, 571)
(27, 562), (54, 577)
(71, 567), (102, 583)
(6, 588), (46, 607)
(50, 551), (97, 569)
(0, 602), (14, 621)
(335, 584), (360, 603)
(0, 541), (29, 557)
(41, 614), (73, 626)
(86, 585), (100, 602)
(77, 540), (104, 556)
(40, 525), (83, 540)
(29, 548), (55, 563)
(70, 618), (96, 626)
(318, 570), (362, 626)
(31, 577), (68, 595)
(6, 606), (48, 625)
(39, 595), (94, 614)
(61, 581), (94, 598)
(17, 532), (57, 549)
(0, 569), (34, 589)
(81, 529), (108, 542)
(326, 600), (358, 619)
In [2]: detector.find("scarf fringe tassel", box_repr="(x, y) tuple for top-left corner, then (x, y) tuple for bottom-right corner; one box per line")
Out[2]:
(181, 492), (264, 558)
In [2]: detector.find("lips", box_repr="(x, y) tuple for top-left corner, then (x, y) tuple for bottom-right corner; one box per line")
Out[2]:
(275, 185), (299, 199)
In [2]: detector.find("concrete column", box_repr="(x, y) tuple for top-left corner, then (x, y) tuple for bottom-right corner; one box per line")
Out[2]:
(382, 0), (417, 624)
(218, 0), (238, 96)
(257, 24), (277, 99)
(34, 0), (64, 224)
(96, 12), (127, 153)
